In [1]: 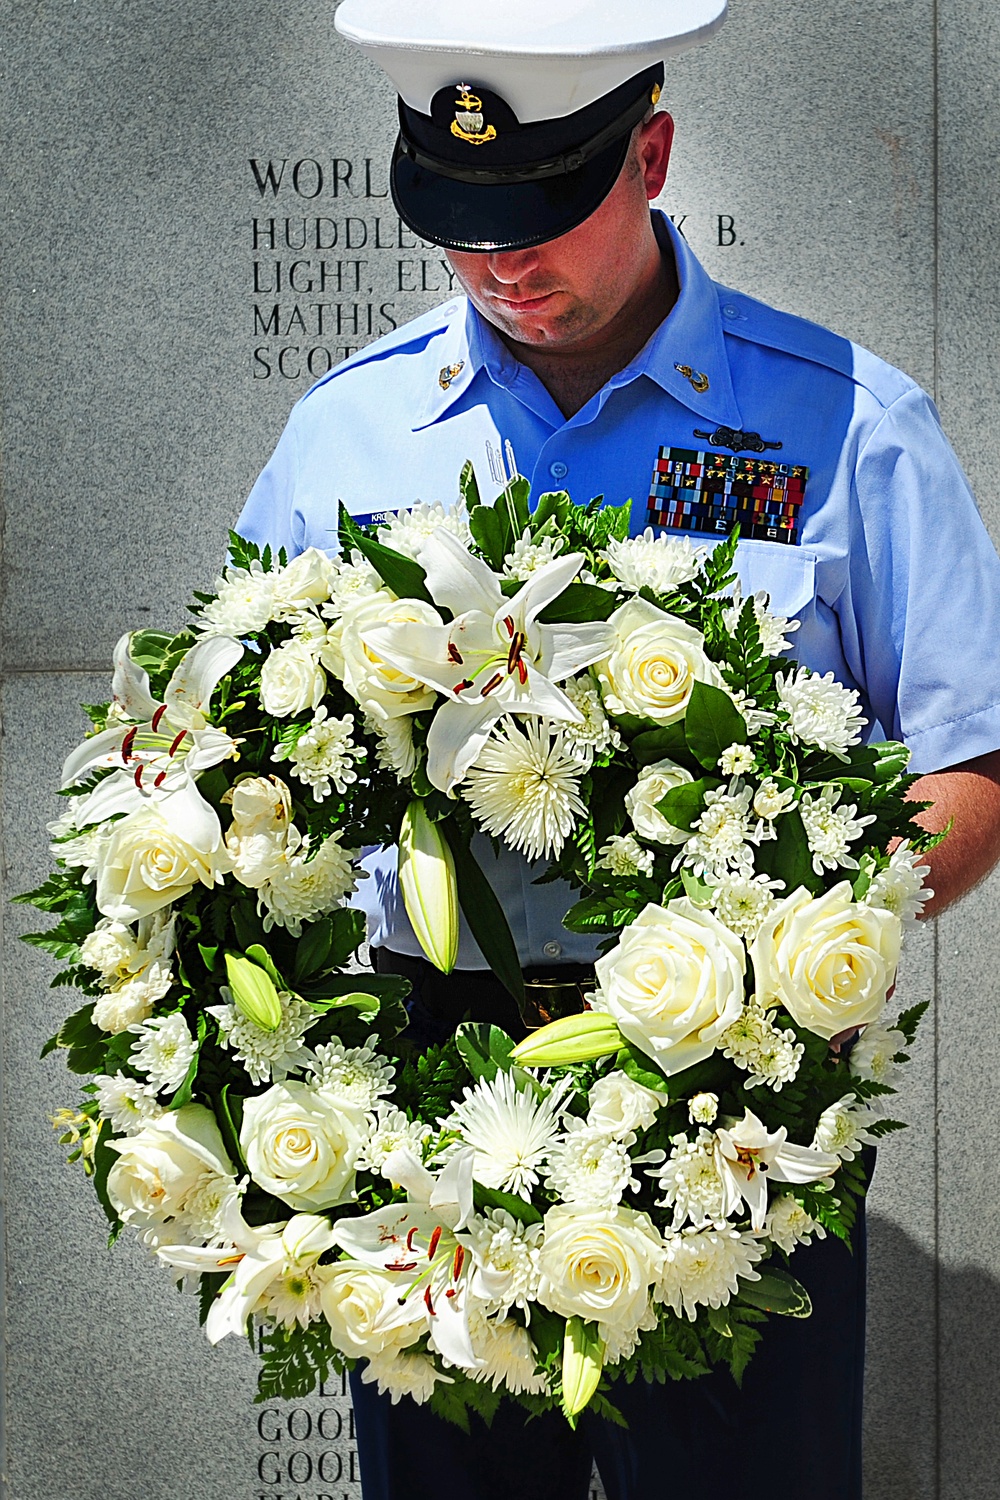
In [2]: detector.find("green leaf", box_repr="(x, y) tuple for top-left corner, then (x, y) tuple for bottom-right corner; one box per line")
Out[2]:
(630, 722), (691, 768)
(738, 1266), (812, 1317)
(459, 459), (481, 511)
(680, 869), (715, 906)
(683, 679), (749, 769)
(532, 490), (570, 529)
(198, 942), (220, 974)
(256, 1322), (344, 1402)
(537, 583), (617, 623)
(217, 1084), (245, 1168)
(472, 1180), (543, 1225)
(895, 1000), (929, 1047)
(92, 1125), (124, 1239)
(498, 475), (531, 538)
(244, 943), (284, 990)
(455, 1022), (516, 1081)
(616, 1043), (669, 1094)
(169, 1012), (207, 1109)
(128, 629), (175, 670)
(655, 777), (717, 832)
(468, 504), (507, 570)
(337, 502), (433, 603)
(441, 820), (525, 1008)
(754, 808), (821, 893)
(707, 1306), (732, 1338)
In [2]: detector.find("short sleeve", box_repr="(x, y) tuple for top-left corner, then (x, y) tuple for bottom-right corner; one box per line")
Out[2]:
(234, 412), (306, 560)
(842, 386), (1000, 772)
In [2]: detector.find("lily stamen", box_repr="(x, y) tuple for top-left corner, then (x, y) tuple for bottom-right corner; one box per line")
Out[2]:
(120, 726), (138, 763)
(427, 1225), (442, 1260)
(452, 1244), (465, 1279)
(481, 673), (504, 697)
(506, 630), (527, 675)
(168, 729), (188, 757)
(150, 703), (168, 732)
(447, 643), (464, 665)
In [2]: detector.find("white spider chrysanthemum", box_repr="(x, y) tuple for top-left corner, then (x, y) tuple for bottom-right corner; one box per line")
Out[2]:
(263, 1263), (329, 1331)
(558, 675), (622, 764)
(765, 1194), (826, 1254)
(207, 989), (316, 1085)
(128, 1013), (197, 1094)
(377, 501), (472, 558)
(656, 1227), (764, 1322)
(462, 720), (586, 861)
(361, 1349), (451, 1406)
(258, 833), (359, 938)
(272, 706), (364, 801)
(849, 1020), (907, 1086)
(864, 844), (933, 923)
(711, 871), (784, 940)
(603, 527), (705, 595)
(799, 785), (876, 875)
(595, 832), (655, 877)
(465, 1209), (544, 1316)
(365, 711), (417, 781)
(544, 1118), (639, 1208)
(470, 1312), (548, 1395)
(504, 529), (565, 581)
(721, 999), (804, 1091)
(776, 667), (867, 757)
(357, 1105), (432, 1173)
(197, 561), (276, 636)
(309, 1037), (396, 1110)
(812, 1095), (878, 1161)
(654, 1130), (727, 1228)
(723, 585), (800, 657)
(93, 1072), (164, 1134)
(677, 785), (757, 879)
(446, 1071), (571, 1199)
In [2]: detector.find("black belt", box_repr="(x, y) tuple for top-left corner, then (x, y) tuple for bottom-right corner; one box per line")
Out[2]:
(373, 948), (593, 1035)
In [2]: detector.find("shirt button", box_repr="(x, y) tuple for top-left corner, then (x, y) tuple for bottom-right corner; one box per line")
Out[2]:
(549, 461), (569, 480)
(542, 940), (563, 958)
(722, 304), (739, 318)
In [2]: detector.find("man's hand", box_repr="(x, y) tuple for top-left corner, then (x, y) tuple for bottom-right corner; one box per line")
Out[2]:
(907, 748), (1000, 917)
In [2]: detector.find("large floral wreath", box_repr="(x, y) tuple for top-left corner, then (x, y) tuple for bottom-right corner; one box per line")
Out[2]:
(22, 467), (936, 1425)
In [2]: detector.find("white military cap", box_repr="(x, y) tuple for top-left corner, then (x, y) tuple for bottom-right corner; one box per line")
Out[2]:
(334, 0), (726, 251)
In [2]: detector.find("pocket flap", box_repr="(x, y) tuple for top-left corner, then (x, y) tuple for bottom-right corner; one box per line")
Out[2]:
(735, 540), (817, 618)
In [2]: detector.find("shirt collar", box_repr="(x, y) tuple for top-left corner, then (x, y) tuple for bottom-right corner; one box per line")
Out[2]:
(412, 210), (742, 432)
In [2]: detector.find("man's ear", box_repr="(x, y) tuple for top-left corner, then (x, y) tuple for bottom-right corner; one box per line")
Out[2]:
(641, 111), (675, 201)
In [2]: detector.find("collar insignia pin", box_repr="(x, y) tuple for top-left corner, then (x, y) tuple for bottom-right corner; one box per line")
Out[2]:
(674, 362), (710, 394)
(439, 361), (465, 390)
(451, 85), (497, 146)
(693, 425), (783, 454)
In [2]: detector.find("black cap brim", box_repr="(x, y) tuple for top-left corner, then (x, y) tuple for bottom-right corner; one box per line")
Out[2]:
(390, 130), (632, 253)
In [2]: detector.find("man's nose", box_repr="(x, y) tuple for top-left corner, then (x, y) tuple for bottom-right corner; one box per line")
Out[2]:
(485, 248), (541, 283)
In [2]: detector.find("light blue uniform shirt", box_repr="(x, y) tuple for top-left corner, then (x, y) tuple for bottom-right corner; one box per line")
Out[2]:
(238, 212), (1000, 968)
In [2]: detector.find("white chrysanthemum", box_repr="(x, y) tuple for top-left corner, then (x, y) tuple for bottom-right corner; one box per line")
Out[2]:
(654, 1131), (727, 1228)
(812, 1095), (878, 1161)
(776, 667), (867, 757)
(711, 871), (784, 940)
(463, 720), (586, 861)
(128, 1013), (197, 1093)
(466, 1210), (543, 1316)
(557, 675), (622, 764)
(262, 1263), (329, 1331)
(719, 743), (756, 777)
(365, 712), (417, 781)
(849, 1020), (907, 1085)
(721, 999), (804, 1091)
(377, 501), (472, 558)
(198, 561), (276, 636)
(324, 556), (384, 614)
(361, 1349), (451, 1405)
(723, 586), (800, 657)
(729, 690), (777, 734)
(799, 785), (876, 875)
(603, 527), (704, 595)
(765, 1194), (826, 1254)
(678, 785), (757, 880)
(447, 1071), (571, 1199)
(595, 832), (654, 877)
(207, 990), (316, 1085)
(504, 528), (565, 581)
(80, 920), (141, 984)
(93, 1072), (164, 1134)
(93, 971), (167, 1034)
(600, 1299), (659, 1367)
(544, 1118), (639, 1208)
(470, 1312), (548, 1395)
(258, 834), (359, 938)
(47, 795), (89, 841)
(688, 1092), (719, 1126)
(656, 1227), (764, 1322)
(273, 706), (364, 801)
(864, 844), (933, 923)
(357, 1105), (431, 1173)
(309, 1037), (396, 1110)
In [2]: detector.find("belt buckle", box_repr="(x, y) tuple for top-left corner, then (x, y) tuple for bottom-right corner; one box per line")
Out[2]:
(519, 977), (588, 1031)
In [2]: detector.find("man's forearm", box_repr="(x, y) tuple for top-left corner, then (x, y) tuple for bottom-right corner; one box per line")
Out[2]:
(907, 748), (1000, 917)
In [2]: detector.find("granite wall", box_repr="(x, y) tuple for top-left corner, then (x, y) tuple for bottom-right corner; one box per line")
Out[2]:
(3, 0), (998, 1496)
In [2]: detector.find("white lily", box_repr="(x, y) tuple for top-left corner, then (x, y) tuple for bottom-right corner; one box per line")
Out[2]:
(713, 1107), (840, 1231)
(62, 634), (244, 825)
(331, 1147), (484, 1370)
(360, 530), (613, 792)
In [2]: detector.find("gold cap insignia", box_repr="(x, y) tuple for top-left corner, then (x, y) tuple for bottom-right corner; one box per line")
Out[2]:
(674, 362), (710, 394)
(451, 84), (498, 146)
(439, 361), (465, 390)
(651, 83), (662, 106)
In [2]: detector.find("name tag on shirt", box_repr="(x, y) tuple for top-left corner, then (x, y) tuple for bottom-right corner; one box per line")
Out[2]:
(646, 446), (809, 545)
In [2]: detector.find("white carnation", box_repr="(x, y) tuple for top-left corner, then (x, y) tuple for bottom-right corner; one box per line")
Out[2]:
(207, 989), (316, 1085)
(655, 1227), (763, 1322)
(799, 785), (876, 876)
(654, 1131), (727, 1228)
(273, 706), (363, 800)
(719, 743), (756, 777)
(377, 501), (472, 558)
(765, 1194), (826, 1254)
(776, 667), (866, 757)
(93, 1072), (164, 1134)
(129, 1012), (197, 1094)
(324, 557), (384, 614)
(603, 528), (704, 595)
(93, 970), (169, 1033)
(688, 1092), (719, 1126)
(812, 1095), (878, 1161)
(80, 920), (141, 984)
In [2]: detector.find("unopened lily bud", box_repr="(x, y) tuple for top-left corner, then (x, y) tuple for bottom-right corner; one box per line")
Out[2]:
(562, 1317), (605, 1421)
(398, 801), (459, 975)
(510, 1011), (622, 1068)
(225, 952), (283, 1032)
(281, 1213), (338, 1263)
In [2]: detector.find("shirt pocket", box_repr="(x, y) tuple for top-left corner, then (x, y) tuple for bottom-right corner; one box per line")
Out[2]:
(734, 539), (818, 618)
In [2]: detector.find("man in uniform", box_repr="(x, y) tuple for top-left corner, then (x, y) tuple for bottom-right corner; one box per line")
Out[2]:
(236, 2), (1000, 1496)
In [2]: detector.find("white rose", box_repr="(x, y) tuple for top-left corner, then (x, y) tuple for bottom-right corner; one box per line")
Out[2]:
(593, 900), (746, 1075)
(624, 758), (694, 844)
(536, 1204), (663, 1335)
(240, 1081), (367, 1211)
(750, 881), (901, 1041)
(595, 597), (724, 724)
(260, 638), (327, 718)
(95, 805), (229, 921)
(226, 775), (294, 836)
(341, 594), (440, 720)
(270, 548), (335, 616)
(586, 1071), (666, 1136)
(321, 1262), (425, 1358)
(106, 1104), (234, 1230)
